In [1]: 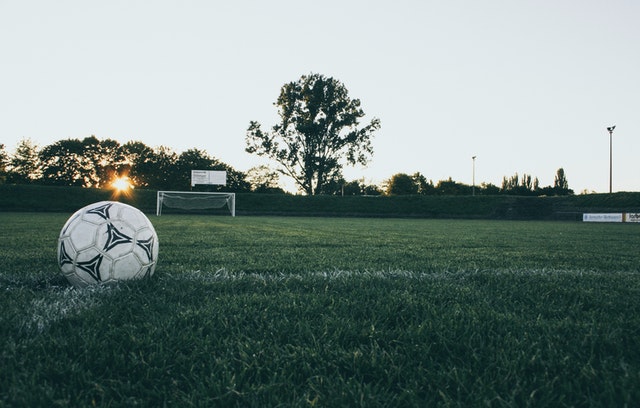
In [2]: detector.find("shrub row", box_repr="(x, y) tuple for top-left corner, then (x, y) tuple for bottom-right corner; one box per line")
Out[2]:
(1, 184), (639, 220)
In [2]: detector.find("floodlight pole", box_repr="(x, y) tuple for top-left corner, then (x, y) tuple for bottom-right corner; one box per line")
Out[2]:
(472, 156), (476, 196)
(609, 129), (612, 194)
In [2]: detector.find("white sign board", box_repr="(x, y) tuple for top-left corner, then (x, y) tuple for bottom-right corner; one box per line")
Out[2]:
(191, 170), (227, 187)
(583, 213), (623, 223)
(625, 213), (640, 223)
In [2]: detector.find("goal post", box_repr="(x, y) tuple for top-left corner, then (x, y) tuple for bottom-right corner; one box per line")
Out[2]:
(156, 191), (236, 217)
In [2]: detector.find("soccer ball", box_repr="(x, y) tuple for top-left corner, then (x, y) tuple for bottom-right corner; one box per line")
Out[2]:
(58, 201), (159, 288)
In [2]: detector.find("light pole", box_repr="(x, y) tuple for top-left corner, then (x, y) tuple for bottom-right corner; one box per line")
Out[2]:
(607, 125), (615, 193)
(472, 156), (476, 196)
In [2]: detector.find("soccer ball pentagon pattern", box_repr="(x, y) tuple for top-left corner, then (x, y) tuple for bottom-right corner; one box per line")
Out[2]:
(58, 201), (159, 288)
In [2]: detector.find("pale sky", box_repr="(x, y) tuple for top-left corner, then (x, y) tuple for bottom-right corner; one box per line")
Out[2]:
(2, 0), (639, 193)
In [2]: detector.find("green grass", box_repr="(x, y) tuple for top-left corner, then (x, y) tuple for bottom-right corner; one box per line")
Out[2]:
(1, 213), (640, 407)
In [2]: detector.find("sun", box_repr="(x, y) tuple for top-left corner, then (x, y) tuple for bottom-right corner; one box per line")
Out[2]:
(111, 176), (134, 197)
(112, 177), (132, 191)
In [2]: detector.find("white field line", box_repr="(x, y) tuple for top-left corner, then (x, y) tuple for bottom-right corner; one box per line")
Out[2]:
(161, 268), (613, 283)
(164, 269), (436, 283)
(20, 285), (117, 334)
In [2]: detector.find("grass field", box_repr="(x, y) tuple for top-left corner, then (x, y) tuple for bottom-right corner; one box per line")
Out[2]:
(2, 212), (640, 407)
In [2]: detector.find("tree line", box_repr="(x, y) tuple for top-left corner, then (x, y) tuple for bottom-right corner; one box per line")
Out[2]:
(0, 137), (260, 192)
(384, 169), (572, 196)
(0, 136), (572, 196)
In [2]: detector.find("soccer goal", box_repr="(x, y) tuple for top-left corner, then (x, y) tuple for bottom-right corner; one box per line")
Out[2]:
(156, 191), (236, 217)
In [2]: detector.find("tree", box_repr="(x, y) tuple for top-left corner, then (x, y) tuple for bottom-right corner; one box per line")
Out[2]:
(246, 73), (381, 195)
(7, 138), (41, 183)
(341, 180), (363, 195)
(553, 167), (572, 195)
(412, 172), (434, 195)
(435, 177), (470, 195)
(385, 173), (418, 195)
(121, 141), (157, 188)
(39, 139), (87, 186)
(79, 136), (125, 187)
(38, 136), (125, 187)
(362, 183), (382, 196)
(501, 173), (519, 193)
(480, 182), (500, 195)
(501, 172), (537, 196)
(135, 146), (179, 190)
(246, 165), (286, 193)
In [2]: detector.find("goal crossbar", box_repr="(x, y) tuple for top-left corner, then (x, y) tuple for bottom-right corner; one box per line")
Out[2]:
(156, 191), (236, 216)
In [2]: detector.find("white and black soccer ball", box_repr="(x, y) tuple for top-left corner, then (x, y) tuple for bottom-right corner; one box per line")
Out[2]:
(58, 201), (159, 288)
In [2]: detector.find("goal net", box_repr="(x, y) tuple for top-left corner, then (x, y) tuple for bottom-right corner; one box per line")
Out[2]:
(156, 191), (236, 216)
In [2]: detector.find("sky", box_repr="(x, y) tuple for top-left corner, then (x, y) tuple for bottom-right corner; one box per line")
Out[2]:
(1, 0), (639, 193)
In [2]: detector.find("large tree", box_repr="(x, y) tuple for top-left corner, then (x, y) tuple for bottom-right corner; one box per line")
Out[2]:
(246, 73), (381, 195)
(38, 136), (125, 187)
(39, 138), (88, 186)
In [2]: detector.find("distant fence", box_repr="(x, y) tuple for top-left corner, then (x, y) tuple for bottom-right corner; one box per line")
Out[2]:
(583, 213), (640, 223)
